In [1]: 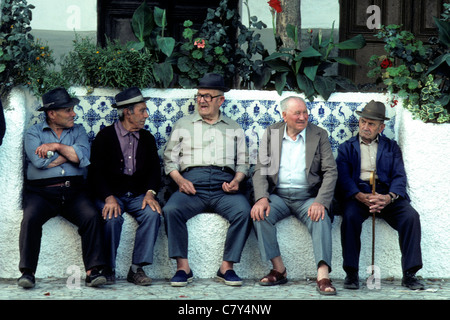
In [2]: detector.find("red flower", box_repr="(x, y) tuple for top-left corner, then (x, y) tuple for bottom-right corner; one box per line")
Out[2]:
(268, 0), (282, 13)
(380, 58), (393, 69)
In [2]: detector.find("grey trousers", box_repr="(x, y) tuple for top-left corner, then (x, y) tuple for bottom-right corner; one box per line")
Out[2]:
(163, 167), (252, 263)
(253, 188), (333, 270)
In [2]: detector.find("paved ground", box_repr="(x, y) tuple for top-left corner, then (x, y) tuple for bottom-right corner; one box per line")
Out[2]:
(0, 277), (448, 317)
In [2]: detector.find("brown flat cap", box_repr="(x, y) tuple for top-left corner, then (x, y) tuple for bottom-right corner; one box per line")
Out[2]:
(356, 100), (390, 121)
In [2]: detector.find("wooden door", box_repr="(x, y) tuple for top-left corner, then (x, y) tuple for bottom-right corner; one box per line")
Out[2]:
(97, 0), (238, 46)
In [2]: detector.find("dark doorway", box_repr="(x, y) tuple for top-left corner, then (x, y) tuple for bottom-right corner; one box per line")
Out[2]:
(97, 0), (239, 46)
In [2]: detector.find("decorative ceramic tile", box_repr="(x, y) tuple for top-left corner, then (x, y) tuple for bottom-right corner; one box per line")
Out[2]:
(28, 90), (396, 204)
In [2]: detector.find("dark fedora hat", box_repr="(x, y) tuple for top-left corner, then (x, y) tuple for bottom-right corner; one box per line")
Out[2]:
(356, 100), (390, 121)
(38, 87), (80, 111)
(196, 73), (230, 92)
(112, 87), (150, 108)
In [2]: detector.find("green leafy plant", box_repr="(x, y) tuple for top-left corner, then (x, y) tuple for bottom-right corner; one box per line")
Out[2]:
(60, 35), (156, 90)
(264, 22), (366, 100)
(368, 8), (450, 123)
(175, 20), (230, 88)
(427, 15), (450, 108)
(24, 41), (69, 97)
(407, 74), (450, 123)
(176, 0), (269, 89)
(367, 25), (432, 107)
(0, 0), (42, 98)
(128, 1), (176, 88)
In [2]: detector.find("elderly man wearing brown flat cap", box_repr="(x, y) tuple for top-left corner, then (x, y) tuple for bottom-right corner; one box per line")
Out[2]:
(336, 100), (424, 290)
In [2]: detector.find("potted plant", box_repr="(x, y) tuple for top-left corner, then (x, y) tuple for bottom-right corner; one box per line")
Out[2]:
(367, 4), (450, 123)
(263, 21), (366, 100)
(175, 0), (270, 90)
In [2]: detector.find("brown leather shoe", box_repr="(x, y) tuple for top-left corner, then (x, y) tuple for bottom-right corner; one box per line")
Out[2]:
(127, 267), (152, 286)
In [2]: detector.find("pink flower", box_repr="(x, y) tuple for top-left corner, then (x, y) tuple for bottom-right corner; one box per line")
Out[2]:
(194, 39), (205, 49)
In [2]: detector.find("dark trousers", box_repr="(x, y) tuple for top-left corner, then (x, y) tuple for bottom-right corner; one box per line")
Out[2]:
(19, 184), (107, 273)
(163, 167), (252, 263)
(340, 198), (423, 273)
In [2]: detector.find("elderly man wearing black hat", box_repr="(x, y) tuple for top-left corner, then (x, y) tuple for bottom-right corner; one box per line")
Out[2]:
(18, 87), (108, 288)
(88, 87), (161, 286)
(163, 73), (252, 287)
(336, 100), (424, 290)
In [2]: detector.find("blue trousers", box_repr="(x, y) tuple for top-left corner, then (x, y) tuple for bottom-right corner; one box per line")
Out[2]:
(253, 188), (333, 270)
(340, 198), (423, 273)
(163, 167), (252, 263)
(97, 193), (161, 268)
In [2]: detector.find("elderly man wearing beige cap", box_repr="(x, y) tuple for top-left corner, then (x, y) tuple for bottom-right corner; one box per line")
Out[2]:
(336, 100), (424, 291)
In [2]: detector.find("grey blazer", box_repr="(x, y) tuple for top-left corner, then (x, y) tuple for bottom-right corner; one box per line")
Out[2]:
(252, 121), (337, 210)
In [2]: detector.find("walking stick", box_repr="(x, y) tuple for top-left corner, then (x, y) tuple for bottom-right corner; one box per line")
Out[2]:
(369, 171), (376, 275)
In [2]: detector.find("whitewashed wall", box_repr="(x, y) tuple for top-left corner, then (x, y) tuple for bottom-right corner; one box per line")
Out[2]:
(0, 87), (448, 281)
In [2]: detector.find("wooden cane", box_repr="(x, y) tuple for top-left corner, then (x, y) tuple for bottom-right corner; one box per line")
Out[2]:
(369, 171), (376, 275)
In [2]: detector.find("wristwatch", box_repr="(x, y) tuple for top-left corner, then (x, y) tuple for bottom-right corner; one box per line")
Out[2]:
(147, 189), (157, 196)
(389, 192), (399, 203)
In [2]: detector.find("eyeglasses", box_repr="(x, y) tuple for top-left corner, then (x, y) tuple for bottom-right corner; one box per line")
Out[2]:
(194, 94), (223, 102)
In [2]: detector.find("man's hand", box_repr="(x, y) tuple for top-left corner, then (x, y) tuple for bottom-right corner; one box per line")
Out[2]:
(355, 192), (391, 213)
(142, 191), (162, 215)
(308, 202), (326, 222)
(368, 193), (391, 213)
(35, 142), (80, 164)
(355, 192), (372, 207)
(169, 170), (197, 195)
(35, 142), (59, 159)
(102, 195), (122, 220)
(222, 179), (239, 193)
(176, 176), (196, 195)
(222, 172), (245, 193)
(251, 197), (270, 221)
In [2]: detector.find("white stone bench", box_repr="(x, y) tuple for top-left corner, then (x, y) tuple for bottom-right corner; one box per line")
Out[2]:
(1, 87), (445, 281)
(33, 212), (402, 281)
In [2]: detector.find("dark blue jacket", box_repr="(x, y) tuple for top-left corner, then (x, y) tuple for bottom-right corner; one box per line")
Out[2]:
(0, 100), (5, 146)
(336, 134), (410, 201)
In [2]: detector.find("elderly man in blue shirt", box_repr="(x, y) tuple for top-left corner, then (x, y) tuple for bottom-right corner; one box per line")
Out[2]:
(18, 87), (107, 288)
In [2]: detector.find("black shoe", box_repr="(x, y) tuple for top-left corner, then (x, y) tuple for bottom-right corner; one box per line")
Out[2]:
(344, 271), (359, 289)
(85, 268), (107, 287)
(402, 272), (425, 290)
(103, 267), (116, 285)
(18, 271), (35, 289)
(127, 267), (152, 286)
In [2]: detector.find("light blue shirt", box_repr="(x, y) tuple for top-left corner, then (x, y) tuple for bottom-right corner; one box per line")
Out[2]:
(24, 121), (91, 180)
(277, 126), (308, 189)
